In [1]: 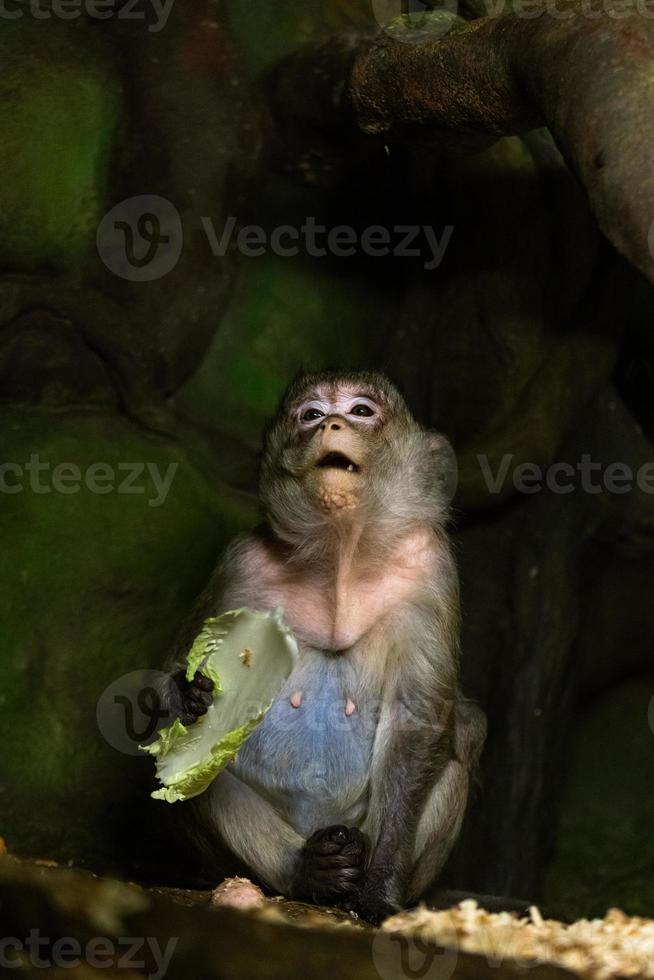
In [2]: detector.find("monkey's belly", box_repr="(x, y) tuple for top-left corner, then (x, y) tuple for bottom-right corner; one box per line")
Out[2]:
(231, 656), (375, 837)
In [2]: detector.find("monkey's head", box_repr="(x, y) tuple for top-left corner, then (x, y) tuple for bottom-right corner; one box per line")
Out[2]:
(260, 371), (456, 549)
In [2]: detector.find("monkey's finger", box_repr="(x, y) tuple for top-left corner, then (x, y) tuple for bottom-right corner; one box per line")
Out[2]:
(306, 840), (346, 857)
(307, 853), (366, 873)
(184, 705), (209, 722)
(337, 865), (364, 883)
(193, 672), (214, 692)
(307, 825), (349, 846)
(341, 828), (367, 857)
(187, 684), (213, 702)
(185, 689), (211, 709)
(308, 868), (363, 898)
(307, 827), (366, 860)
(308, 854), (357, 869)
(308, 825), (349, 841)
(190, 689), (214, 708)
(309, 869), (365, 892)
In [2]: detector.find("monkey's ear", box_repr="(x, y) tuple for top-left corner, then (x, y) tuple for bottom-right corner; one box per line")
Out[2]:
(426, 432), (451, 454)
(425, 431), (458, 506)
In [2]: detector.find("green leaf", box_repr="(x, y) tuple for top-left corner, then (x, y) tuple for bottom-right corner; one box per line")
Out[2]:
(144, 607), (297, 803)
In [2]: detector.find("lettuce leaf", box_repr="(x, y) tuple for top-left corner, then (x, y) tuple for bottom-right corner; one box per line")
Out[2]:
(143, 607), (297, 803)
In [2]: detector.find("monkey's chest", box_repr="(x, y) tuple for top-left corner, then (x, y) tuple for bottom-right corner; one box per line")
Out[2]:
(231, 656), (375, 836)
(257, 528), (439, 652)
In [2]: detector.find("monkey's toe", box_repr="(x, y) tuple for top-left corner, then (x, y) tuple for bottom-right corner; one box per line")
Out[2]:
(295, 825), (367, 907)
(306, 825), (366, 858)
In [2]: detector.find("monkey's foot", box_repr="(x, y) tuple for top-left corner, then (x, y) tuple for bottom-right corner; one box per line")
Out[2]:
(294, 825), (367, 908)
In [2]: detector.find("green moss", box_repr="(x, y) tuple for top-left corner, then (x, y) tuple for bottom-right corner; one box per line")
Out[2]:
(225, 1), (325, 76)
(226, 0), (375, 76)
(0, 21), (121, 272)
(543, 681), (654, 918)
(0, 406), (254, 870)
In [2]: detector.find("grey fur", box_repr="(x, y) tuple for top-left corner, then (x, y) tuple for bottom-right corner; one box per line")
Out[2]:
(161, 371), (486, 922)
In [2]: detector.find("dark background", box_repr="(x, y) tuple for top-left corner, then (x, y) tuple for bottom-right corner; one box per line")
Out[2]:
(1, 0), (653, 921)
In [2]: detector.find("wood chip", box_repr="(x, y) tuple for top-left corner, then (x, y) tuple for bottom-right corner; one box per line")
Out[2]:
(382, 901), (654, 980)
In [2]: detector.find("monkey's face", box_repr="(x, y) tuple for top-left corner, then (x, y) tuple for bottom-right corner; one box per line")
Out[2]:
(262, 372), (414, 520)
(288, 384), (382, 513)
(261, 371), (452, 543)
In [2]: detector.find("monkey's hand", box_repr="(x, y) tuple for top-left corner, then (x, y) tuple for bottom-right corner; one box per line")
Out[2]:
(293, 825), (367, 908)
(169, 670), (214, 726)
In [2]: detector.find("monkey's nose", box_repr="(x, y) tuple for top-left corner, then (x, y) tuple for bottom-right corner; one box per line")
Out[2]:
(320, 419), (342, 431)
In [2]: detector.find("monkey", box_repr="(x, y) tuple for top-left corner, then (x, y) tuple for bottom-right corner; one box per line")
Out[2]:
(162, 370), (486, 925)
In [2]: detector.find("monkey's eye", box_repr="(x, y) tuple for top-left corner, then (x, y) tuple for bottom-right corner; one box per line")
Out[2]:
(350, 404), (374, 418)
(301, 407), (324, 423)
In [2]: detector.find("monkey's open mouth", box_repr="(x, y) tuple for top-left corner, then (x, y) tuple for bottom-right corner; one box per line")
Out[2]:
(317, 452), (359, 473)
